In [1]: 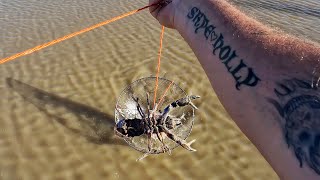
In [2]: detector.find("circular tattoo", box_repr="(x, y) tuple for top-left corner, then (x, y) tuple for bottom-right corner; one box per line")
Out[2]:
(283, 95), (320, 174)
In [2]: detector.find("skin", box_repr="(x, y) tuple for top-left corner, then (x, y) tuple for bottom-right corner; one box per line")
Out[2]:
(149, 0), (320, 179)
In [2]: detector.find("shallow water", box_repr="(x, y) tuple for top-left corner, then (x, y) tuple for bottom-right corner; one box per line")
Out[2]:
(0, 0), (319, 179)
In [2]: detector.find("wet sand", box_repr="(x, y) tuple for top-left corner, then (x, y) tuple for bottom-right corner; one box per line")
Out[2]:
(0, 0), (319, 179)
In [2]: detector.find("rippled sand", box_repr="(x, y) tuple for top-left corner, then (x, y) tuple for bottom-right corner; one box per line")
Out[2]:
(0, 0), (319, 179)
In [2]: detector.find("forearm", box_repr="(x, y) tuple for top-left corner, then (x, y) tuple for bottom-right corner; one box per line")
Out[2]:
(173, 0), (320, 179)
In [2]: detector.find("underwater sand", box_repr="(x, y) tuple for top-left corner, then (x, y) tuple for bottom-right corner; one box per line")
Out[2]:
(0, 0), (319, 179)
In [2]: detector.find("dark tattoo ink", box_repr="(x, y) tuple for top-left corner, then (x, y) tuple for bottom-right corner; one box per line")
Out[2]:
(204, 25), (216, 40)
(219, 46), (231, 60)
(187, 7), (200, 19)
(223, 50), (238, 70)
(235, 68), (260, 90)
(187, 7), (260, 90)
(268, 78), (320, 174)
(212, 34), (224, 55)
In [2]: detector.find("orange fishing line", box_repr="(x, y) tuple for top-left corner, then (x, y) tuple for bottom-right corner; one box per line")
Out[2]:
(0, 4), (156, 65)
(1, 2), (172, 109)
(157, 80), (174, 108)
(153, 25), (165, 108)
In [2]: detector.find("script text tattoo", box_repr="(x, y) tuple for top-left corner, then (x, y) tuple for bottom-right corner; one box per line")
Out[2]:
(187, 7), (260, 90)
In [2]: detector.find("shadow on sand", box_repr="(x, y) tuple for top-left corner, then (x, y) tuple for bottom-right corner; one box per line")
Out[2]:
(6, 78), (126, 146)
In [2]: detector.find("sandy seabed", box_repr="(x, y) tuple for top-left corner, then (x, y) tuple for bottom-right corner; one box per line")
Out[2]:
(1, 0), (319, 179)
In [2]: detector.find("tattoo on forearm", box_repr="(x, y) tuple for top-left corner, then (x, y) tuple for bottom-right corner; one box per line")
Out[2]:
(268, 78), (320, 174)
(187, 7), (260, 90)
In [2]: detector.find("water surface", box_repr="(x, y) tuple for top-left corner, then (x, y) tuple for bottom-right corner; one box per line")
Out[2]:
(0, 0), (319, 179)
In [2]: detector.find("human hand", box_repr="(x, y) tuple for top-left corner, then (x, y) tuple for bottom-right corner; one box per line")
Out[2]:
(149, 0), (181, 29)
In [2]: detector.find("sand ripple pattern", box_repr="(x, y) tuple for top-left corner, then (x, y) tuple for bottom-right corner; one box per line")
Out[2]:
(230, 0), (320, 43)
(2, 0), (319, 179)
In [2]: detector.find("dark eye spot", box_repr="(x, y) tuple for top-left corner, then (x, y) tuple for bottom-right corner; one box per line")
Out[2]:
(299, 131), (310, 143)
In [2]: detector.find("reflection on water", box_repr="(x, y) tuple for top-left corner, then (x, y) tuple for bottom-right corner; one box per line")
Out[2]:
(0, 0), (319, 179)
